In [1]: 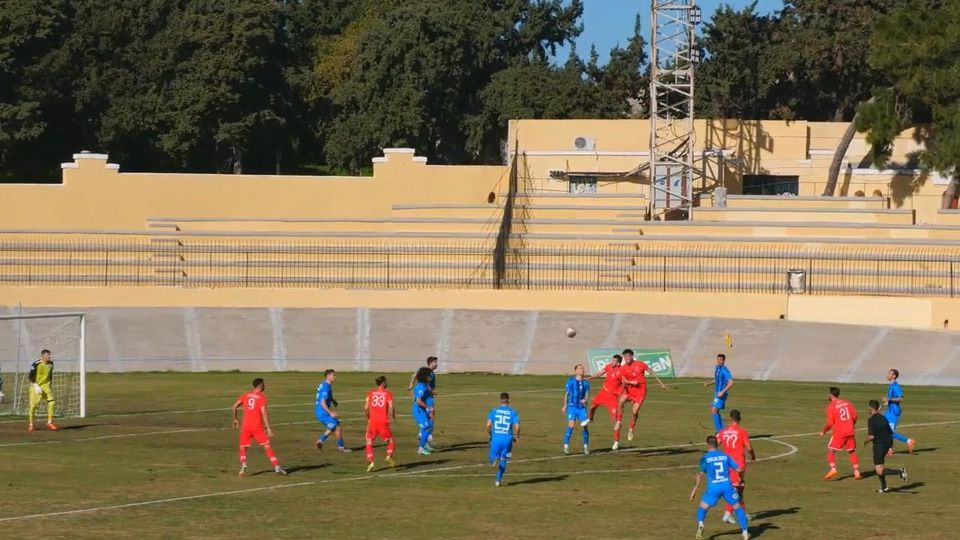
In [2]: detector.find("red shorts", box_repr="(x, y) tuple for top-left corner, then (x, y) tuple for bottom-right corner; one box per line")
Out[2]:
(592, 390), (620, 418)
(624, 386), (647, 405)
(730, 460), (746, 486)
(828, 434), (856, 451)
(239, 426), (269, 447)
(366, 421), (394, 441)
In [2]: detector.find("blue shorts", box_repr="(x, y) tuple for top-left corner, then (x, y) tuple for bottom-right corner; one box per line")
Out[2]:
(315, 410), (339, 430)
(413, 409), (433, 430)
(884, 411), (901, 430)
(701, 485), (740, 508)
(566, 406), (588, 423)
(712, 397), (727, 410)
(489, 437), (513, 464)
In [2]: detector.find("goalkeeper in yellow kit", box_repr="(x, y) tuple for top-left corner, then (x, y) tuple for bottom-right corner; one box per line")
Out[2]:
(28, 349), (58, 432)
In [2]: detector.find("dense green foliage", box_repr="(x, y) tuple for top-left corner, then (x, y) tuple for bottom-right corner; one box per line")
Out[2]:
(855, 0), (960, 202)
(1, 0), (957, 180)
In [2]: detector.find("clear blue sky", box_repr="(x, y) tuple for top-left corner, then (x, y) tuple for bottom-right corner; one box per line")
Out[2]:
(558, 0), (783, 65)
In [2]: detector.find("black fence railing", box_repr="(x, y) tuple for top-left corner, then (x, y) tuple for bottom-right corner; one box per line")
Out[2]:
(1, 235), (959, 297)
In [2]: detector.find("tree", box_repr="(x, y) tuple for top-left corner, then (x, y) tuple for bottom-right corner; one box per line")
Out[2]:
(696, 3), (777, 119)
(0, 0), (70, 180)
(856, 0), (960, 208)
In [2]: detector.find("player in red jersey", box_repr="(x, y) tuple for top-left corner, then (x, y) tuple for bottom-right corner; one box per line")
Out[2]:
(584, 354), (625, 450)
(364, 375), (397, 472)
(618, 349), (668, 442)
(232, 378), (286, 477)
(819, 386), (861, 480)
(718, 409), (756, 524)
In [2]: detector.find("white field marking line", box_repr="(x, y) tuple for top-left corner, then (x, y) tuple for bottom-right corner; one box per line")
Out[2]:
(0, 415), (368, 449)
(0, 382), (709, 425)
(1, 418), (951, 523)
(412, 438), (798, 478)
(0, 436), (797, 523)
(0, 387), (562, 425)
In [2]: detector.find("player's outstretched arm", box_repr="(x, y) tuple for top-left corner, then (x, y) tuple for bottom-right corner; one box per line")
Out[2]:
(647, 367), (668, 389)
(231, 399), (242, 428)
(689, 472), (703, 501)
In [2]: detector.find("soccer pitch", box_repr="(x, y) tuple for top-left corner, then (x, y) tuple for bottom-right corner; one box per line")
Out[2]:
(2, 372), (958, 539)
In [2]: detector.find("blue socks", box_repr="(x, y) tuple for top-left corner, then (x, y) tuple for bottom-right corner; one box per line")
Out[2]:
(496, 461), (507, 483)
(337, 437), (344, 449)
(319, 432), (330, 442)
(696, 507), (707, 522)
(582, 427), (589, 446)
(735, 507), (748, 530)
(712, 412), (724, 432)
(892, 431), (908, 443)
(419, 429), (430, 448)
(564, 427), (574, 444)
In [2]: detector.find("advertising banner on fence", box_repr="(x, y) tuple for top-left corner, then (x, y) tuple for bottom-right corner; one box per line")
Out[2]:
(586, 348), (676, 378)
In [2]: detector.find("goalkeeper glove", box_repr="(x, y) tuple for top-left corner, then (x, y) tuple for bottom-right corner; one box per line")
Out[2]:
(32, 383), (42, 395)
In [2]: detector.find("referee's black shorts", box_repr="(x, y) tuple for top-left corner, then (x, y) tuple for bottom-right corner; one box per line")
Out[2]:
(873, 443), (891, 465)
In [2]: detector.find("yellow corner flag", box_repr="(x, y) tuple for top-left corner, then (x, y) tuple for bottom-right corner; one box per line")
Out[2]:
(724, 331), (733, 348)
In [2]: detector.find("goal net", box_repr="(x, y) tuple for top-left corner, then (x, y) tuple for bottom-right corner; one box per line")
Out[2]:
(0, 312), (85, 418)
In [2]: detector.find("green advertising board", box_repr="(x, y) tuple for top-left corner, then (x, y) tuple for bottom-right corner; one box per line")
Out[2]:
(586, 348), (675, 378)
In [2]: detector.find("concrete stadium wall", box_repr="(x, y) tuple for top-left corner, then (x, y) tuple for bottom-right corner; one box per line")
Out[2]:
(2, 305), (957, 386)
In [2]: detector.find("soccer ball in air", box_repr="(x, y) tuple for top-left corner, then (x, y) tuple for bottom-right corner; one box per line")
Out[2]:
(566, 327), (577, 338)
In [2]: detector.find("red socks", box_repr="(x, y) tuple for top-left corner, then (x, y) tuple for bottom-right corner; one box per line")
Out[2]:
(265, 445), (279, 466)
(239, 446), (248, 465)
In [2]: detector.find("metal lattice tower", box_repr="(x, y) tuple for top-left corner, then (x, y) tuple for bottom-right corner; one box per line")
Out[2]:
(649, 0), (700, 217)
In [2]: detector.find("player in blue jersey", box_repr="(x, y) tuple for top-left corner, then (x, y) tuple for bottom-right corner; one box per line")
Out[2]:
(409, 356), (439, 447)
(314, 369), (350, 453)
(704, 354), (734, 432)
(883, 369), (916, 454)
(412, 367), (436, 455)
(487, 392), (520, 487)
(562, 364), (591, 455)
(689, 435), (750, 540)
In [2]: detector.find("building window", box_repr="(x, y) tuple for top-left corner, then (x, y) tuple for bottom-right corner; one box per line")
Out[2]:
(568, 175), (598, 194)
(742, 174), (799, 195)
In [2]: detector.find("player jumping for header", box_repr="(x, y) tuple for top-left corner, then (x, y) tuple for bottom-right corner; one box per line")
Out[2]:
(315, 369), (351, 453)
(820, 386), (861, 480)
(583, 354), (625, 450)
(28, 349), (58, 432)
(562, 364), (590, 455)
(364, 375), (397, 472)
(232, 378), (286, 477)
(704, 353), (733, 433)
(618, 348), (667, 443)
(690, 435), (750, 540)
(883, 369), (916, 455)
(487, 392), (520, 487)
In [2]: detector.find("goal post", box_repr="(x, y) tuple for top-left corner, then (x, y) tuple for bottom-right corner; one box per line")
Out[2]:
(0, 312), (86, 418)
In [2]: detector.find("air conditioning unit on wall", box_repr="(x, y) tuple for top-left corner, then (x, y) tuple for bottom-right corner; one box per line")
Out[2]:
(573, 136), (596, 151)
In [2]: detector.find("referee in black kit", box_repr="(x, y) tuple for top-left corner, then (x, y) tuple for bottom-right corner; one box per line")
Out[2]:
(863, 399), (908, 493)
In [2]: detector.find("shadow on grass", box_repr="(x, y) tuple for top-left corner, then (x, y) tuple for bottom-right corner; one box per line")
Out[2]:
(392, 459), (450, 471)
(636, 447), (699, 457)
(889, 481), (924, 494)
(283, 464), (328, 475)
(709, 522), (779, 539)
(908, 447), (939, 454)
(437, 440), (487, 453)
(59, 424), (95, 431)
(508, 475), (568, 486)
(750, 507), (800, 520)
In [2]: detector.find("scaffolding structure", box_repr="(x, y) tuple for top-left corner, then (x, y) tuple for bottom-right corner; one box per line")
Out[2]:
(649, 0), (700, 217)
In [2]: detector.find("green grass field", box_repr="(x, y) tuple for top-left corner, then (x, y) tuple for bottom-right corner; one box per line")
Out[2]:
(1, 372), (958, 539)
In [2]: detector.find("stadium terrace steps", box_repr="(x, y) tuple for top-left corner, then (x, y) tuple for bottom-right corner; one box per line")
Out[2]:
(691, 206), (915, 225)
(391, 203), (647, 220)
(719, 194), (889, 209)
(612, 220), (960, 241)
